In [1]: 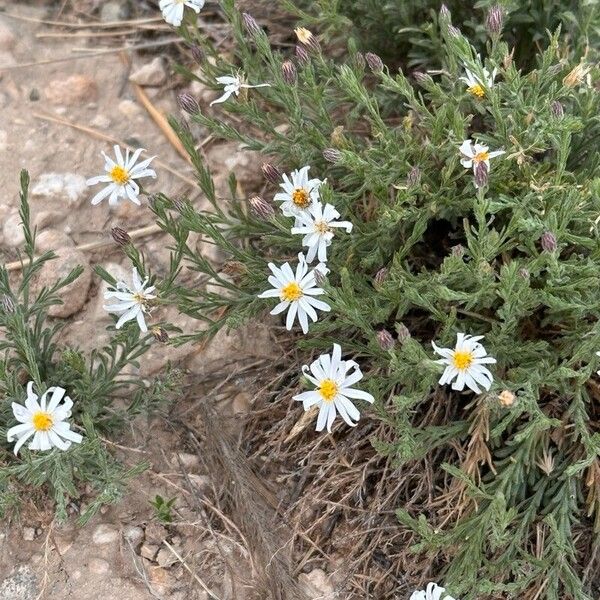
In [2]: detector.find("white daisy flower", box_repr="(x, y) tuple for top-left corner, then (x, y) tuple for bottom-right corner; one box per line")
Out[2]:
(459, 139), (505, 187)
(159, 0), (205, 27)
(103, 267), (157, 333)
(274, 166), (325, 221)
(460, 66), (496, 98)
(293, 343), (374, 433)
(410, 582), (457, 600)
(7, 381), (83, 455)
(87, 145), (156, 207)
(210, 73), (270, 106)
(432, 333), (497, 394)
(257, 253), (330, 334)
(291, 202), (353, 263)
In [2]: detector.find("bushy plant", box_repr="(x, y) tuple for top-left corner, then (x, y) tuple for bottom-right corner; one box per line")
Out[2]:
(148, 1), (600, 598)
(0, 172), (178, 523)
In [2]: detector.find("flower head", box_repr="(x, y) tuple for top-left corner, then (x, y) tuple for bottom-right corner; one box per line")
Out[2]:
(159, 0), (205, 27)
(293, 344), (374, 432)
(410, 582), (457, 600)
(257, 253), (330, 334)
(274, 166), (324, 221)
(460, 66), (496, 99)
(210, 73), (270, 106)
(7, 382), (83, 455)
(103, 267), (157, 332)
(291, 202), (352, 263)
(459, 139), (505, 188)
(87, 145), (156, 207)
(432, 333), (496, 394)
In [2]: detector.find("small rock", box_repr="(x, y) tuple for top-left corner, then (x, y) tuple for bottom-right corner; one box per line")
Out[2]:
(123, 525), (144, 547)
(140, 542), (159, 561)
(118, 99), (142, 119)
(156, 547), (178, 568)
(31, 173), (88, 206)
(88, 557), (110, 575)
(35, 229), (74, 252)
(3, 212), (25, 248)
(233, 391), (252, 415)
(0, 565), (38, 599)
(147, 566), (176, 593)
(92, 523), (119, 545)
(22, 527), (36, 542)
(144, 522), (168, 544)
(0, 21), (16, 51)
(53, 535), (73, 555)
(100, 1), (130, 22)
(299, 568), (335, 599)
(90, 114), (111, 130)
(33, 210), (61, 231)
(45, 75), (98, 105)
(189, 80), (213, 104)
(130, 58), (168, 87)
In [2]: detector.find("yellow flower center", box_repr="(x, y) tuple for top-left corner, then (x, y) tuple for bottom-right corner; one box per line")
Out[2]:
(467, 83), (485, 98)
(452, 350), (474, 371)
(315, 220), (330, 234)
(318, 379), (338, 402)
(281, 282), (303, 302)
(133, 292), (146, 305)
(292, 188), (311, 208)
(110, 165), (129, 185)
(32, 411), (53, 432)
(474, 151), (490, 163)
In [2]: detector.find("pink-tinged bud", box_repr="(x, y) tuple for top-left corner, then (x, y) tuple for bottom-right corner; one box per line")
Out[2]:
(190, 45), (203, 63)
(354, 52), (366, 70)
(448, 25), (462, 38)
(294, 27), (321, 53)
(377, 329), (395, 351)
(550, 100), (564, 119)
(178, 92), (200, 115)
(518, 267), (530, 280)
(406, 165), (421, 188)
(541, 231), (557, 252)
(261, 162), (282, 184)
(365, 52), (384, 73)
(249, 196), (275, 220)
(295, 44), (310, 65)
(395, 322), (411, 343)
(151, 327), (169, 343)
(439, 4), (451, 22)
(374, 267), (388, 287)
(281, 60), (297, 85)
(412, 71), (431, 84)
(474, 161), (489, 188)
(111, 226), (131, 246)
(322, 148), (342, 163)
(242, 12), (262, 36)
(1, 294), (15, 314)
(451, 244), (465, 257)
(486, 5), (504, 37)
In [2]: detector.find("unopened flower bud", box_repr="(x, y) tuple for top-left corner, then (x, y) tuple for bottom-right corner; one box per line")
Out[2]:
(111, 226), (131, 246)
(2, 294), (15, 314)
(412, 71), (430, 84)
(563, 63), (591, 88)
(323, 148), (342, 163)
(151, 326), (169, 343)
(261, 162), (282, 184)
(486, 5), (504, 37)
(406, 165), (421, 188)
(451, 244), (465, 257)
(178, 92), (200, 115)
(550, 100), (564, 119)
(374, 267), (388, 287)
(377, 329), (395, 351)
(474, 161), (489, 188)
(281, 60), (297, 85)
(354, 52), (366, 70)
(295, 27), (320, 53)
(439, 4), (451, 22)
(190, 45), (203, 63)
(249, 195), (275, 220)
(498, 390), (515, 407)
(448, 25), (462, 38)
(541, 231), (557, 252)
(395, 322), (411, 343)
(365, 52), (384, 73)
(518, 267), (530, 280)
(295, 44), (310, 65)
(242, 12), (262, 36)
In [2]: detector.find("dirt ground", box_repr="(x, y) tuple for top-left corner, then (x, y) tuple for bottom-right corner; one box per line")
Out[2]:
(0, 2), (301, 599)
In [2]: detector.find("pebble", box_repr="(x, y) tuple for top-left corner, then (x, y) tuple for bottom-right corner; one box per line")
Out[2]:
(3, 212), (26, 248)
(53, 535), (73, 555)
(21, 527), (36, 541)
(0, 21), (16, 51)
(144, 522), (168, 544)
(31, 172), (88, 206)
(45, 75), (98, 105)
(90, 114), (111, 130)
(35, 229), (74, 252)
(0, 565), (38, 599)
(140, 542), (159, 561)
(88, 557), (110, 575)
(130, 57), (168, 87)
(156, 547), (178, 568)
(92, 523), (119, 545)
(118, 99), (142, 119)
(123, 525), (144, 546)
(32, 210), (61, 231)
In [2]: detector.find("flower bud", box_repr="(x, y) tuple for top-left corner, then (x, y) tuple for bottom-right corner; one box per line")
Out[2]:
(377, 329), (395, 351)
(365, 52), (384, 73)
(242, 12), (262, 36)
(550, 100), (564, 119)
(322, 148), (342, 163)
(439, 4), (451, 22)
(406, 165), (421, 188)
(151, 326), (169, 343)
(395, 322), (411, 343)
(447, 25), (462, 38)
(249, 195), (275, 220)
(498, 390), (515, 407)
(178, 92), (200, 115)
(190, 45), (203, 63)
(541, 231), (557, 252)
(354, 52), (366, 70)
(518, 267), (530, 280)
(261, 162), (282, 184)
(412, 71), (431, 85)
(450, 244), (465, 257)
(374, 267), (388, 287)
(1, 294), (15, 314)
(281, 60), (297, 85)
(474, 161), (489, 188)
(295, 44), (310, 65)
(563, 63), (591, 88)
(294, 27), (320, 53)
(486, 5), (504, 37)
(111, 226), (131, 246)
